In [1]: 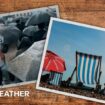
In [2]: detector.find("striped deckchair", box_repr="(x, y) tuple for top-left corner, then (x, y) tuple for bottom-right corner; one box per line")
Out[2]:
(69, 51), (102, 89)
(48, 71), (63, 86)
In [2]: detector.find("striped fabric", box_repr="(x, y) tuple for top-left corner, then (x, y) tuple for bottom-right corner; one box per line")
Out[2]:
(49, 71), (63, 86)
(77, 52), (101, 84)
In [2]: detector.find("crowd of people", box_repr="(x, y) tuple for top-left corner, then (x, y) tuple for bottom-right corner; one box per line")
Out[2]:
(0, 8), (57, 85)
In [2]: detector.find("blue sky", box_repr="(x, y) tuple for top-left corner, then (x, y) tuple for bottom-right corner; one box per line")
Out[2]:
(46, 20), (105, 87)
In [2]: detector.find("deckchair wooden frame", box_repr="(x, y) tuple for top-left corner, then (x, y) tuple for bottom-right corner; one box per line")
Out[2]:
(69, 51), (102, 90)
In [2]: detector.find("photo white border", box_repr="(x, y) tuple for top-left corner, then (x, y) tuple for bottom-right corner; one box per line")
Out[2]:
(0, 5), (60, 18)
(0, 5), (60, 89)
(36, 17), (105, 104)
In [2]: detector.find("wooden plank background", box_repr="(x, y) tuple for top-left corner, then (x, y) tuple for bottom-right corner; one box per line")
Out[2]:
(0, 0), (105, 105)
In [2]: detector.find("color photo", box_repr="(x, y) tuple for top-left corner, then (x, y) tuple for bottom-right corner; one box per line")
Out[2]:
(37, 18), (105, 104)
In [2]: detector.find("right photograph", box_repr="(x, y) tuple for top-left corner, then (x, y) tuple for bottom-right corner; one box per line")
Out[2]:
(37, 17), (105, 104)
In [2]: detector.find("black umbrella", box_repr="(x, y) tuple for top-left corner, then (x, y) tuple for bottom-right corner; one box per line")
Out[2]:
(0, 26), (21, 53)
(17, 30), (46, 50)
(25, 9), (56, 26)
(22, 25), (39, 37)
(17, 25), (39, 50)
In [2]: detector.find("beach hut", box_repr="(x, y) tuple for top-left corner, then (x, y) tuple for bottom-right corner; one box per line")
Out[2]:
(42, 50), (66, 86)
(66, 51), (102, 91)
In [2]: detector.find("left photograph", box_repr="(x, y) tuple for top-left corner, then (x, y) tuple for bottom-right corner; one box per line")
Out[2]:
(0, 5), (59, 86)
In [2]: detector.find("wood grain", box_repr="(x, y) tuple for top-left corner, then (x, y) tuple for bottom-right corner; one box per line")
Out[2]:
(0, 0), (105, 105)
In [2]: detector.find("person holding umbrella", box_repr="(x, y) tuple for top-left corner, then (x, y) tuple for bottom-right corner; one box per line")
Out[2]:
(17, 11), (48, 50)
(17, 9), (57, 51)
(17, 25), (39, 51)
(24, 9), (56, 40)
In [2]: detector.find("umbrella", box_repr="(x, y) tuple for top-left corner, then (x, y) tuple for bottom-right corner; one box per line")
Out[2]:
(32, 29), (46, 42)
(46, 8), (57, 17)
(9, 40), (45, 81)
(25, 10), (55, 26)
(22, 25), (39, 37)
(43, 50), (66, 73)
(0, 26), (21, 53)
(17, 25), (40, 50)
(8, 22), (17, 26)
(0, 26), (21, 44)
